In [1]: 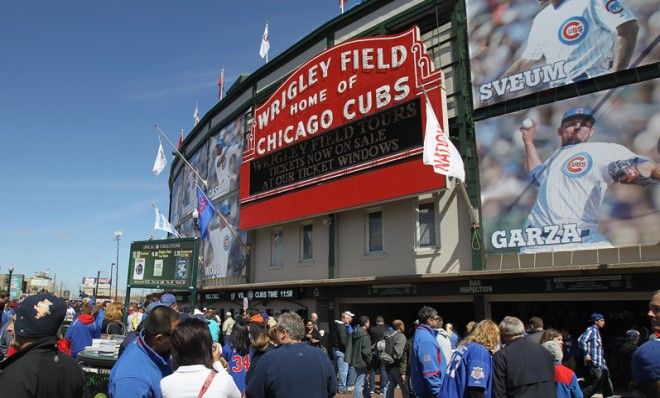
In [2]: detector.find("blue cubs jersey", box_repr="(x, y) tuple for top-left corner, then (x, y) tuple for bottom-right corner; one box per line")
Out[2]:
(440, 342), (493, 398)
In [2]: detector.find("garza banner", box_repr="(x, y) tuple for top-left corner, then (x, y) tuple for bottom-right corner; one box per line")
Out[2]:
(241, 26), (446, 207)
(477, 80), (659, 254)
(466, 0), (659, 108)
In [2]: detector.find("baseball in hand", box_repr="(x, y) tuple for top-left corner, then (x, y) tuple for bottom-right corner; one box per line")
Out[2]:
(522, 118), (533, 128)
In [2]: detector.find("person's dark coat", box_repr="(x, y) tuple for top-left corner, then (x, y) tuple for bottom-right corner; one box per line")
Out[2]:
(0, 336), (85, 398)
(346, 327), (372, 370)
(493, 336), (556, 398)
(333, 323), (350, 352)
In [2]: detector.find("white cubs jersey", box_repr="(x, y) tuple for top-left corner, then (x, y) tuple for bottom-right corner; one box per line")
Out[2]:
(527, 142), (636, 231)
(214, 144), (238, 196)
(522, 0), (635, 82)
(208, 225), (232, 278)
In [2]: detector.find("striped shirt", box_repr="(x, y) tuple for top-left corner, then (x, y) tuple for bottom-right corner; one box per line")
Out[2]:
(578, 325), (606, 368)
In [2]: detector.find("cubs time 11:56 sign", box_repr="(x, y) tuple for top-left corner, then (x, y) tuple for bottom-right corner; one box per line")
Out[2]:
(239, 26), (448, 230)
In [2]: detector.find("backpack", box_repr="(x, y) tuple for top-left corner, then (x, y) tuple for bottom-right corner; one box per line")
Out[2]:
(379, 332), (398, 365)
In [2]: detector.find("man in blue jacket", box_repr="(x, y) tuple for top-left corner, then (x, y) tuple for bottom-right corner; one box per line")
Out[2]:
(109, 305), (179, 398)
(411, 306), (446, 398)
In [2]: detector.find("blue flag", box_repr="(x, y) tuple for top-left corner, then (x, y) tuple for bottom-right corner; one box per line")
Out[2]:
(196, 185), (215, 239)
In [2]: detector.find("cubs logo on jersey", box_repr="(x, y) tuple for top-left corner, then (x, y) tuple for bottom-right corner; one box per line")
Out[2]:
(562, 152), (593, 178)
(558, 16), (589, 45)
(605, 0), (624, 13)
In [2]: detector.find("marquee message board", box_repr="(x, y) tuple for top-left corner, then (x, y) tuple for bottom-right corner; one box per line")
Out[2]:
(127, 238), (199, 289)
(240, 26), (448, 229)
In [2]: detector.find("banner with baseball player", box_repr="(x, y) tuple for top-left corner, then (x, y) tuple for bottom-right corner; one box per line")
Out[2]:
(200, 192), (248, 279)
(477, 80), (659, 253)
(466, 0), (659, 107)
(177, 145), (209, 225)
(206, 114), (245, 201)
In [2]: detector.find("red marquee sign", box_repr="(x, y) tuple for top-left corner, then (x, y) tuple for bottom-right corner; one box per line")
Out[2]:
(240, 26), (447, 229)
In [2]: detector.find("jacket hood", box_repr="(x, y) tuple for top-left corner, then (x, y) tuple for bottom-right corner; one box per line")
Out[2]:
(384, 330), (398, 339)
(436, 328), (449, 337)
(77, 314), (96, 324)
(352, 326), (368, 340)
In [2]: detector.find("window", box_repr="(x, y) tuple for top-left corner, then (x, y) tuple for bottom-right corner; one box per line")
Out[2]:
(418, 202), (437, 247)
(367, 211), (383, 253)
(301, 224), (313, 260)
(271, 229), (283, 266)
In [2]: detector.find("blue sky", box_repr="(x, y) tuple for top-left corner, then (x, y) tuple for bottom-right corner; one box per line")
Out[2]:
(0, 1), (344, 296)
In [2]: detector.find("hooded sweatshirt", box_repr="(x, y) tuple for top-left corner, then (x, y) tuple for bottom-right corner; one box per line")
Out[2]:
(346, 326), (372, 370)
(65, 313), (101, 358)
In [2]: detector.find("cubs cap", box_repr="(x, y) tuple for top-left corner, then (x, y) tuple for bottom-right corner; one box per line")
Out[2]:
(14, 293), (67, 338)
(146, 301), (168, 313)
(160, 293), (177, 307)
(562, 107), (595, 123)
(216, 137), (225, 147)
(220, 202), (230, 216)
(591, 312), (605, 322)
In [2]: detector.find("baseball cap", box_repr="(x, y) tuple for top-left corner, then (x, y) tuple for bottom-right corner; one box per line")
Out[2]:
(146, 301), (168, 313)
(160, 293), (177, 307)
(225, 311), (232, 317)
(220, 202), (230, 216)
(250, 314), (265, 324)
(193, 313), (210, 323)
(14, 294), (67, 338)
(343, 311), (355, 317)
(216, 137), (225, 147)
(87, 298), (96, 306)
(626, 329), (640, 340)
(561, 107), (595, 123)
(591, 313), (605, 322)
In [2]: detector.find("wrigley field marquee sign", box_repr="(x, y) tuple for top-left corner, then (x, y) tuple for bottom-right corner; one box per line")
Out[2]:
(240, 26), (447, 202)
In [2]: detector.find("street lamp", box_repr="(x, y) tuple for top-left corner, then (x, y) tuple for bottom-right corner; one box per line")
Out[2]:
(114, 230), (122, 302)
(192, 209), (199, 238)
(110, 262), (115, 297)
(7, 264), (14, 295)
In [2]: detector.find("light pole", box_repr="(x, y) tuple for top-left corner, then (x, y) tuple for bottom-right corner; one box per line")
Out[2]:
(110, 262), (115, 298)
(7, 264), (14, 295)
(114, 230), (122, 302)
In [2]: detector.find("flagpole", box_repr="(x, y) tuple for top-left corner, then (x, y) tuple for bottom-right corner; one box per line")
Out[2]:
(154, 125), (208, 188)
(219, 67), (224, 100)
(418, 83), (479, 234)
(196, 184), (251, 254)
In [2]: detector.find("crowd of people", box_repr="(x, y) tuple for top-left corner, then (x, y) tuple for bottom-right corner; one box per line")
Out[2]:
(0, 289), (658, 397)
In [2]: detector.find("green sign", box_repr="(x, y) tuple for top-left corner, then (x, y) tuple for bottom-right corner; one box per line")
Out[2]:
(127, 238), (199, 289)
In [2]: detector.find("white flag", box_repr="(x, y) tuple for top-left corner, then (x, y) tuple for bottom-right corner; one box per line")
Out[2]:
(193, 102), (200, 126)
(259, 22), (270, 60)
(154, 207), (179, 237)
(422, 96), (465, 181)
(152, 143), (167, 176)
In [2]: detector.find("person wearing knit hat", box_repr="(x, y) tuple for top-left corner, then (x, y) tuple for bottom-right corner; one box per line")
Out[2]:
(631, 290), (660, 398)
(0, 294), (85, 397)
(542, 341), (583, 398)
